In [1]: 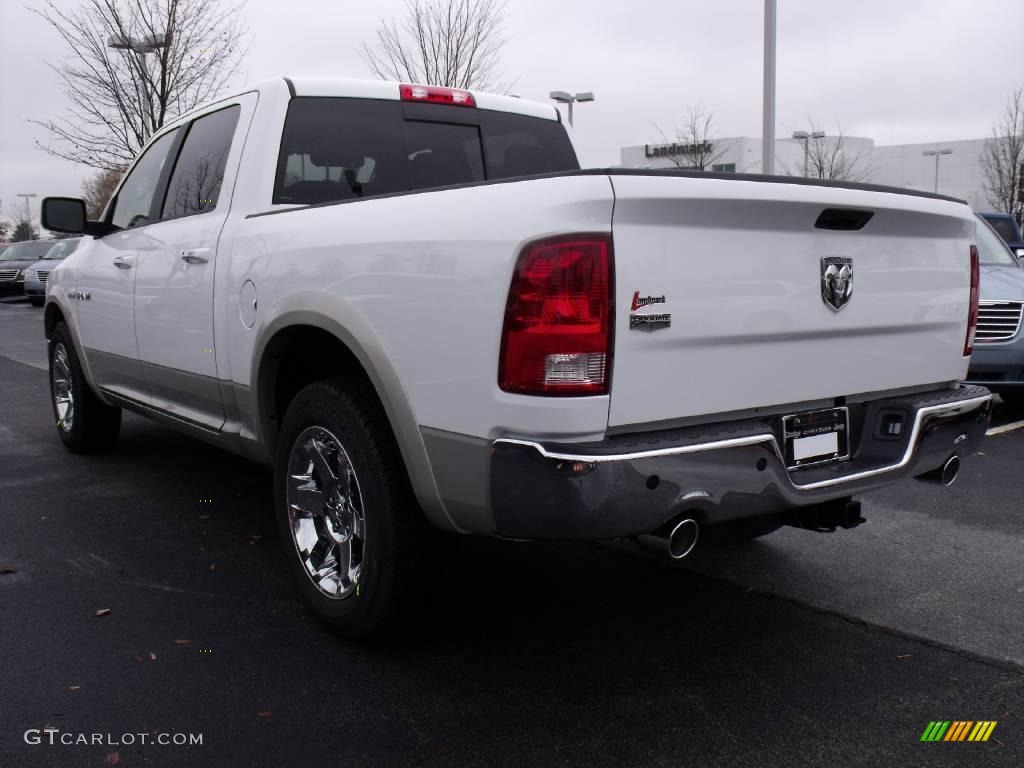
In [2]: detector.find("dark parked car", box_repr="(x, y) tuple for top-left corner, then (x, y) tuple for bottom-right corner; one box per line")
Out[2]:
(22, 237), (82, 307)
(979, 211), (1024, 260)
(967, 214), (1024, 403)
(0, 240), (57, 298)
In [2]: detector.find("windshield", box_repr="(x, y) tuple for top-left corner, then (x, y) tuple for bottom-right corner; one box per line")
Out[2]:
(976, 215), (1019, 266)
(0, 241), (55, 261)
(42, 238), (82, 260)
(982, 215), (1020, 243)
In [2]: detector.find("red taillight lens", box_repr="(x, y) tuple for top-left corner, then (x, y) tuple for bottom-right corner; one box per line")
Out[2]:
(964, 244), (980, 356)
(399, 83), (476, 107)
(499, 235), (613, 396)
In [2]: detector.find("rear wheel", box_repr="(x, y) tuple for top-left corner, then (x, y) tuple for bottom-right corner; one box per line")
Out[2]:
(49, 322), (121, 453)
(274, 379), (422, 637)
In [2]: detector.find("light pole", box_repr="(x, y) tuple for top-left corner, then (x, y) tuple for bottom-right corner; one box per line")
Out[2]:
(922, 148), (952, 193)
(549, 91), (595, 128)
(108, 31), (171, 139)
(762, 0), (777, 175)
(792, 130), (825, 177)
(16, 193), (37, 239)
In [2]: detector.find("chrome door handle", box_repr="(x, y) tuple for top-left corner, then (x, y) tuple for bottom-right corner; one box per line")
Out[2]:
(181, 248), (210, 264)
(112, 255), (134, 269)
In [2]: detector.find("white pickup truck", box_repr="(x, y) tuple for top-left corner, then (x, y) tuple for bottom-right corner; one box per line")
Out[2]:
(41, 78), (991, 634)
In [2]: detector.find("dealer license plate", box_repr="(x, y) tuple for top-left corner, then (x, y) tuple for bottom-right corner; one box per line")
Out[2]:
(782, 407), (850, 469)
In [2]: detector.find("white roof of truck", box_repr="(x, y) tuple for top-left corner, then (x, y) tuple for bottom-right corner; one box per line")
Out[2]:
(284, 77), (559, 121)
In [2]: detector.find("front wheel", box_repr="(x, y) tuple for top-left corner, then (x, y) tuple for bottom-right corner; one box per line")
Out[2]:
(49, 322), (121, 453)
(29, 297), (44, 307)
(274, 379), (422, 637)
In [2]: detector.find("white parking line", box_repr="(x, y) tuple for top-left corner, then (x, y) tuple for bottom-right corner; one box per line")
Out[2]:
(986, 419), (1024, 436)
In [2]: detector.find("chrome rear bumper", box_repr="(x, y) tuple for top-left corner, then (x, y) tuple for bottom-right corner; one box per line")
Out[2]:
(489, 386), (992, 539)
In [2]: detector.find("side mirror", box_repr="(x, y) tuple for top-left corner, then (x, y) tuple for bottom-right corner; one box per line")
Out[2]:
(41, 197), (109, 237)
(41, 197), (87, 233)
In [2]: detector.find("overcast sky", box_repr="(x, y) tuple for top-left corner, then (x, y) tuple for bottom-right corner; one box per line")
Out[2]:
(1, 0), (1021, 226)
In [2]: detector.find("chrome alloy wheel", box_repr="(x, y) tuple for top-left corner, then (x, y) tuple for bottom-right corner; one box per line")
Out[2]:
(52, 342), (74, 433)
(286, 426), (366, 599)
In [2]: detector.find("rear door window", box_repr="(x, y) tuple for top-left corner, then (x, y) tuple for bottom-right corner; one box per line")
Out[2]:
(162, 106), (241, 219)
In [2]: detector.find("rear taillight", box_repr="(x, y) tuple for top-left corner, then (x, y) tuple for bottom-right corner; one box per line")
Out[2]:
(499, 235), (613, 396)
(964, 244), (980, 356)
(399, 83), (476, 107)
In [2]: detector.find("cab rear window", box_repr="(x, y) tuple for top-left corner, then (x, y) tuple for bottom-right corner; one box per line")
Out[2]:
(273, 97), (578, 205)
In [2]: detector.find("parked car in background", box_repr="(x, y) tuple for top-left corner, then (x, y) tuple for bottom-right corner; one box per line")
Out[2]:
(979, 211), (1024, 259)
(0, 240), (57, 298)
(22, 237), (82, 307)
(967, 214), (1024, 404)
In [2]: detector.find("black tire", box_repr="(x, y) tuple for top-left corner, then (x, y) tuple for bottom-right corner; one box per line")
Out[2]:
(48, 322), (121, 453)
(274, 379), (423, 637)
(29, 297), (44, 308)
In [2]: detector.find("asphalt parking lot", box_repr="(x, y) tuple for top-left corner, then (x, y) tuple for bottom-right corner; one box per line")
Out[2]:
(1, 296), (1022, 767)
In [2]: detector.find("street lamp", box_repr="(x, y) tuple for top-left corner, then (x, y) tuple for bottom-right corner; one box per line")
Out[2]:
(762, 0), (777, 175)
(16, 193), (37, 239)
(792, 130), (825, 177)
(922, 148), (953, 193)
(548, 91), (594, 128)
(108, 31), (171, 138)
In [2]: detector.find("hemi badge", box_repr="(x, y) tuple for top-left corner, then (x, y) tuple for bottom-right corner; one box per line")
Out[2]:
(629, 313), (671, 331)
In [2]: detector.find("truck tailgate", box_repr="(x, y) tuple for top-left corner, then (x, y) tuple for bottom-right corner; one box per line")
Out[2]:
(607, 174), (975, 428)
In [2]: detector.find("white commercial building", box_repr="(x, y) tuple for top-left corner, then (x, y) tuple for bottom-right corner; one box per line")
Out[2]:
(620, 136), (993, 210)
(869, 139), (989, 209)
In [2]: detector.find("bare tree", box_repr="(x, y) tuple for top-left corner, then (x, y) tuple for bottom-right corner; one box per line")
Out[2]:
(11, 223), (38, 242)
(32, 0), (247, 172)
(361, 0), (509, 91)
(652, 106), (728, 171)
(81, 168), (124, 218)
(10, 198), (39, 241)
(982, 87), (1024, 223)
(786, 121), (873, 181)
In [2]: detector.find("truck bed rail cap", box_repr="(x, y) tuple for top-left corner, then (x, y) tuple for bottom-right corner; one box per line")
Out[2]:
(602, 167), (967, 205)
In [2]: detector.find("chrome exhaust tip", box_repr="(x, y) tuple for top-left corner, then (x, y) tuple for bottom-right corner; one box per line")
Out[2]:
(940, 455), (961, 486)
(667, 518), (699, 559)
(636, 517), (700, 560)
(916, 454), (960, 487)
